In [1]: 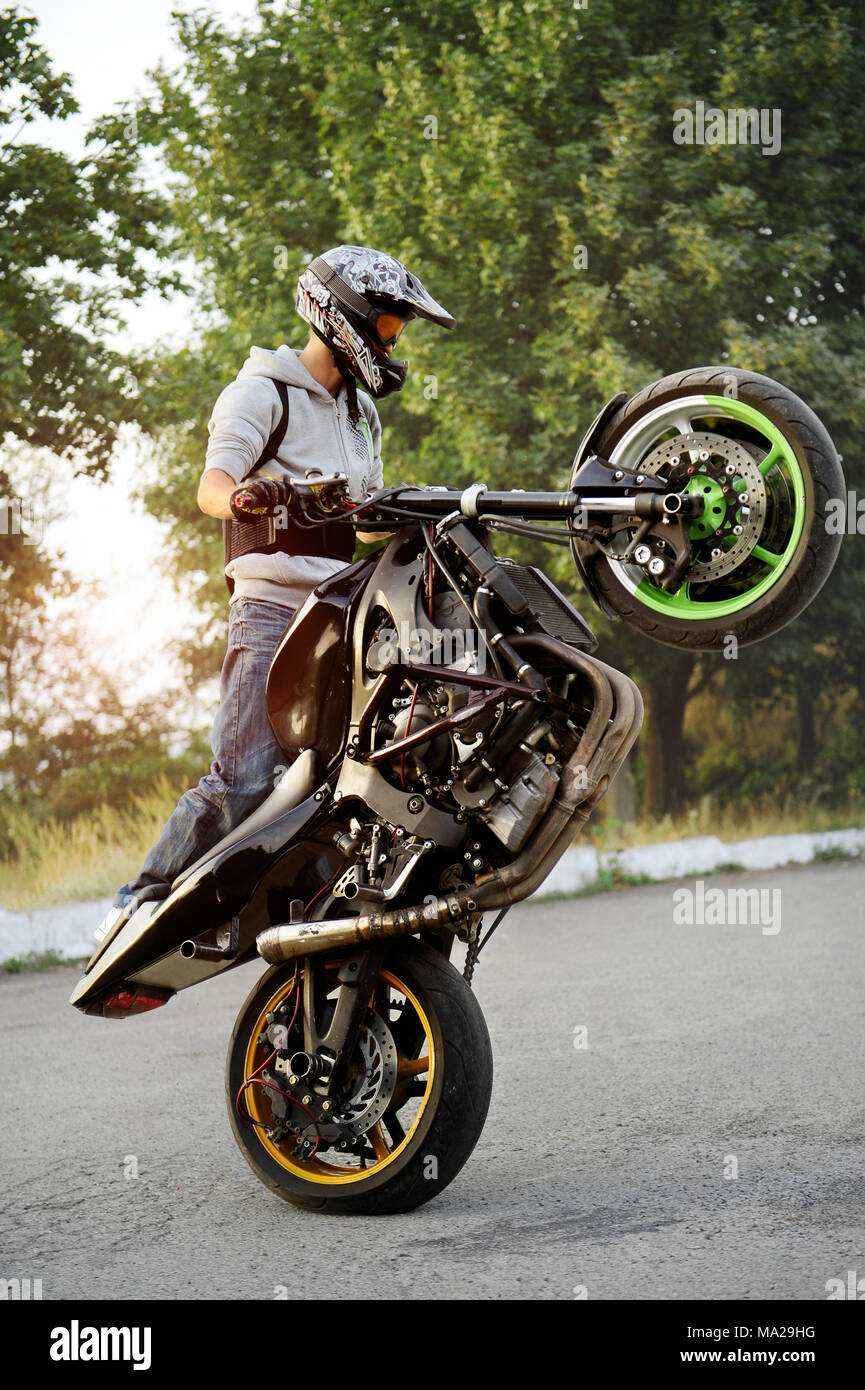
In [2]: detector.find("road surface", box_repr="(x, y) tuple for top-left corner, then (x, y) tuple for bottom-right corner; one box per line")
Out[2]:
(1, 860), (863, 1300)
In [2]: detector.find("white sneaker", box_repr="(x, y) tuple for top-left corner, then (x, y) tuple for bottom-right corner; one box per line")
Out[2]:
(94, 904), (125, 944)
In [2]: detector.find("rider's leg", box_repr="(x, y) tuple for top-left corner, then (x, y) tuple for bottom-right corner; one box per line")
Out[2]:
(112, 598), (295, 908)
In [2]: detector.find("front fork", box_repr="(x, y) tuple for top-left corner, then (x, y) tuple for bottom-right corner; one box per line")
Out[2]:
(298, 945), (387, 1099)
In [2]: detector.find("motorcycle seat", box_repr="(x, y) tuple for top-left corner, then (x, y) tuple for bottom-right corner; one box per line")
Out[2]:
(172, 748), (321, 888)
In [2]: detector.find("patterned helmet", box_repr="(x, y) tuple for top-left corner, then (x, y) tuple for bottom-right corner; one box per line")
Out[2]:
(296, 245), (455, 398)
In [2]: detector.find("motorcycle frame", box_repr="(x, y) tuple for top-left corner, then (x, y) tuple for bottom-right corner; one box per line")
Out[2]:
(70, 467), (646, 1022)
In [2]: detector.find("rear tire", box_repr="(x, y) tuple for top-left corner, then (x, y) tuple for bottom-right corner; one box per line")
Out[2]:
(226, 937), (493, 1215)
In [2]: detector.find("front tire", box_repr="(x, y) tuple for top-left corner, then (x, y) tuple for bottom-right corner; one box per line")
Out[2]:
(226, 937), (493, 1215)
(579, 366), (844, 650)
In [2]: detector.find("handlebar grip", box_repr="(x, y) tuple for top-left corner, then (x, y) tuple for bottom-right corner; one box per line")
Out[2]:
(229, 477), (292, 521)
(231, 488), (268, 515)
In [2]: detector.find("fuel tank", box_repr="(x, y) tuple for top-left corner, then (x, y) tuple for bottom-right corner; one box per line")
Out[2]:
(266, 553), (377, 764)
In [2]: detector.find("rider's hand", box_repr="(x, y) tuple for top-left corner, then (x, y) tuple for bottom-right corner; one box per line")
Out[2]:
(229, 477), (291, 521)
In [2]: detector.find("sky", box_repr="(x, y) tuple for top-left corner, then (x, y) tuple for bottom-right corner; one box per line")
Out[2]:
(16, 0), (262, 703)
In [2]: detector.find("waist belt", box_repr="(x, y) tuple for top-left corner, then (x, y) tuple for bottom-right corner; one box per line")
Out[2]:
(221, 378), (355, 595)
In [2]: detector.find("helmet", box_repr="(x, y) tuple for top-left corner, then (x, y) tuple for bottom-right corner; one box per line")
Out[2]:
(296, 244), (455, 399)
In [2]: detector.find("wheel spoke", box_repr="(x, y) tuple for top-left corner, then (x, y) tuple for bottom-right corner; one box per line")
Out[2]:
(758, 444), (783, 476)
(243, 962), (443, 1188)
(671, 413), (693, 435)
(390, 1013), (426, 1060)
(368, 1122), (390, 1162)
(397, 1054), (430, 1079)
(751, 543), (784, 569)
(382, 1111), (407, 1146)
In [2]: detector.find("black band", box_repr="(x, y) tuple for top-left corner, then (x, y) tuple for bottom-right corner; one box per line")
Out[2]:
(308, 257), (378, 326)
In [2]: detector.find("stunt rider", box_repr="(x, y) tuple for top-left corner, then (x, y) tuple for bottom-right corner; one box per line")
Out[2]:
(111, 245), (455, 915)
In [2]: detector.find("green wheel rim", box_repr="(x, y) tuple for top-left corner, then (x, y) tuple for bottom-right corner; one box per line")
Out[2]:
(628, 396), (807, 620)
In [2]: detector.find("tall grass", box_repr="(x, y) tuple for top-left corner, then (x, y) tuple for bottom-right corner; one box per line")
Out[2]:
(0, 775), (185, 911)
(1, 778), (862, 914)
(586, 793), (865, 854)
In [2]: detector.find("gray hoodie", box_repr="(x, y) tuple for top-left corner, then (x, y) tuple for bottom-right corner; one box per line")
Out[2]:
(203, 344), (382, 608)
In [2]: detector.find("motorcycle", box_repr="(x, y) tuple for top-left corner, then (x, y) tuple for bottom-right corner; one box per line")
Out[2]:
(70, 367), (843, 1213)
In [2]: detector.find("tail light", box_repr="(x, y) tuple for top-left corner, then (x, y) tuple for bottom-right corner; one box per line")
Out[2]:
(93, 986), (173, 1019)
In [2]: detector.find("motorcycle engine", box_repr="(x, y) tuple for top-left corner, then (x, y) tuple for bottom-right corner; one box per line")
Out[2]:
(368, 593), (576, 855)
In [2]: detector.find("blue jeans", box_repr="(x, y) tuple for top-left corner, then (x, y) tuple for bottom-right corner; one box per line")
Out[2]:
(114, 598), (296, 908)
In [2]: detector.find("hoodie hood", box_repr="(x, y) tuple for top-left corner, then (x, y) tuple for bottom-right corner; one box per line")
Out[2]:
(237, 344), (339, 401)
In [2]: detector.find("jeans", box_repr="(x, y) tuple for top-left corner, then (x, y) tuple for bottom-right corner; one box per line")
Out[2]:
(113, 598), (296, 908)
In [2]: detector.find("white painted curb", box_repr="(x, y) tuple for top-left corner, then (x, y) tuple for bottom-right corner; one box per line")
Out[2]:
(535, 827), (865, 899)
(1, 827), (863, 962)
(0, 896), (114, 964)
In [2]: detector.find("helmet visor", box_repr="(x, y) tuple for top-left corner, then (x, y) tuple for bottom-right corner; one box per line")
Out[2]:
(372, 310), (409, 348)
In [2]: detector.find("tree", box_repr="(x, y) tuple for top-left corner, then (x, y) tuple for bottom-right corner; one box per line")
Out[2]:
(0, 467), (188, 838)
(93, 0), (865, 813)
(0, 9), (196, 840)
(0, 5), (180, 476)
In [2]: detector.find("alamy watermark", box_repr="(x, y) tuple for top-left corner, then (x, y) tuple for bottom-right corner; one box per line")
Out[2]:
(673, 879), (781, 935)
(673, 101), (782, 157)
(376, 621), (487, 673)
(0, 1276), (42, 1299)
(826, 1270), (865, 1299)
(50, 1322), (151, 1370)
(1, 496), (43, 545)
(825, 492), (865, 534)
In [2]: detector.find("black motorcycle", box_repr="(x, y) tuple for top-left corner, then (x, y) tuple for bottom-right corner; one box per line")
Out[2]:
(71, 367), (843, 1213)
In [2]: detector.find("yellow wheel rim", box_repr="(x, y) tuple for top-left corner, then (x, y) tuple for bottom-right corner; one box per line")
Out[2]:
(241, 964), (436, 1186)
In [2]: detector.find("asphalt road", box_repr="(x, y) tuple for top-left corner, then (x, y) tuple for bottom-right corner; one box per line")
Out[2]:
(1, 860), (863, 1301)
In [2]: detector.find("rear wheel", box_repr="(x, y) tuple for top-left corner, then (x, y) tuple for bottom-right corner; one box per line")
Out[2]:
(226, 937), (493, 1214)
(578, 367), (844, 650)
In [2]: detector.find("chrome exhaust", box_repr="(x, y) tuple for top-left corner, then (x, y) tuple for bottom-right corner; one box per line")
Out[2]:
(256, 895), (469, 965)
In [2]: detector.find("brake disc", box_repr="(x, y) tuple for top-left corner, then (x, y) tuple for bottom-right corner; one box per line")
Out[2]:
(639, 431), (767, 583)
(310, 1011), (399, 1142)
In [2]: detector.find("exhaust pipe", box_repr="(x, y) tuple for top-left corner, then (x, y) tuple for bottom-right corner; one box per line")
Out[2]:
(180, 940), (230, 962)
(256, 638), (643, 966)
(256, 894), (470, 965)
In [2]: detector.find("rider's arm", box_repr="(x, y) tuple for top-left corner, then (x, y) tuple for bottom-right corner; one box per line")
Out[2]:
(201, 381), (389, 537)
(197, 469), (237, 519)
(199, 467), (385, 542)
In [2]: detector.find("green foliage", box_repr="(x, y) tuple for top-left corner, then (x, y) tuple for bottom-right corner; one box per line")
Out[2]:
(0, 8), (197, 828)
(7, 0), (864, 821)
(121, 3), (865, 619)
(0, 948), (78, 974)
(0, 6), (179, 474)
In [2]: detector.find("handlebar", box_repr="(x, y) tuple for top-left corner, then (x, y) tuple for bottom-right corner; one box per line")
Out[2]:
(351, 484), (704, 528)
(231, 472), (705, 529)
